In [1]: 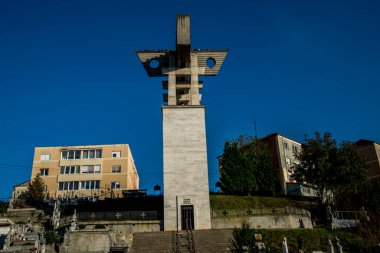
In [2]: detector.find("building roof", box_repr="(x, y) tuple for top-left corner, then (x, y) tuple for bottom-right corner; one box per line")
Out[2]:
(35, 143), (130, 149)
(13, 181), (30, 188)
(217, 132), (302, 158)
(261, 133), (302, 145)
(356, 139), (379, 146)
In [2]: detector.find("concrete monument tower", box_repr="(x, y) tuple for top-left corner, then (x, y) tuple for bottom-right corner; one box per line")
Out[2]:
(136, 15), (227, 231)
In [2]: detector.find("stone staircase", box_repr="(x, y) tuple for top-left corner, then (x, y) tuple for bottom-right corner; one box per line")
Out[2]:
(129, 229), (233, 253)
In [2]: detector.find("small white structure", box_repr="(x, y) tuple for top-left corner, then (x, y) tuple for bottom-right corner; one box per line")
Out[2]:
(282, 237), (289, 253)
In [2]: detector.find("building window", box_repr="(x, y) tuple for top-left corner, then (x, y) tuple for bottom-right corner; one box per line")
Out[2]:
(112, 151), (121, 158)
(292, 146), (299, 155)
(112, 165), (121, 173)
(80, 180), (100, 190)
(40, 168), (49, 176)
(111, 181), (120, 189)
(58, 181), (79, 191)
(61, 150), (81, 160)
(284, 142), (289, 149)
(60, 166), (80, 174)
(285, 157), (290, 165)
(82, 149), (102, 159)
(81, 165), (101, 174)
(40, 154), (50, 161)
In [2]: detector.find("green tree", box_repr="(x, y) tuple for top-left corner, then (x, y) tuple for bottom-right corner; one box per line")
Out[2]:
(19, 174), (47, 208)
(360, 177), (380, 212)
(293, 132), (367, 208)
(231, 224), (256, 253)
(220, 140), (247, 195)
(0, 201), (8, 213)
(220, 135), (275, 195)
(244, 138), (275, 195)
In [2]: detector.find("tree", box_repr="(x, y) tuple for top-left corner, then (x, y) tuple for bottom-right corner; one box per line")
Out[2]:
(0, 201), (7, 213)
(220, 135), (275, 196)
(293, 132), (367, 208)
(19, 174), (47, 208)
(231, 224), (256, 253)
(220, 140), (247, 195)
(244, 138), (275, 195)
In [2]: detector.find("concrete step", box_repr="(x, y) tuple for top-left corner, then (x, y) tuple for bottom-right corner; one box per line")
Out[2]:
(129, 229), (233, 253)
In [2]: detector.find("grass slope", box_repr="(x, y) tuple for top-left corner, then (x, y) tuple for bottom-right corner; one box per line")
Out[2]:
(210, 194), (307, 210)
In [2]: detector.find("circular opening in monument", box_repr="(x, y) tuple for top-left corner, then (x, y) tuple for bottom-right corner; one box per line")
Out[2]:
(206, 57), (216, 68)
(149, 59), (160, 69)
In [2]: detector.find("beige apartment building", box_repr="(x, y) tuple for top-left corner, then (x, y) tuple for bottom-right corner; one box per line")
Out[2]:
(261, 133), (317, 197)
(30, 144), (139, 199)
(356, 139), (380, 179)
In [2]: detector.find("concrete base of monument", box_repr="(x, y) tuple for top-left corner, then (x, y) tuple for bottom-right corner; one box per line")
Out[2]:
(162, 106), (211, 231)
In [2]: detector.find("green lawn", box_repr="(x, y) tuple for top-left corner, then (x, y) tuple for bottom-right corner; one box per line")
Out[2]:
(210, 194), (307, 210)
(232, 228), (377, 253)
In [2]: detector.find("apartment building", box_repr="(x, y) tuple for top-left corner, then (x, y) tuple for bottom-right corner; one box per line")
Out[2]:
(30, 144), (139, 199)
(261, 133), (301, 194)
(356, 139), (380, 179)
(261, 133), (317, 196)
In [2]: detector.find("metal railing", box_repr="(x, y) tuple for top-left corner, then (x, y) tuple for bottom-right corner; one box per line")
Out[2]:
(333, 210), (367, 220)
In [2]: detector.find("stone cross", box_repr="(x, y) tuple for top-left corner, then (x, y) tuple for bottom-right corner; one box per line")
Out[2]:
(70, 209), (77, 232)
(136, 15), (228, 106)
(136, 14), (227, 232)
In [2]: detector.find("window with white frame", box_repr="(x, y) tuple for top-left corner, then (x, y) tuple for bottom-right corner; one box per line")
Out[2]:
(80, 180), (100, 190)
(60, 166), (80, 174)
(81, 165), (101, 174)
(40, 168), (49, 176)
(82, 149), (102, 159)
(111, 181), (120, 189)
(285, 157), (291, 165)
(58, 181), (79, 191)
(61, 150), (81, 160)
(112, 165), (121, 173)
(40, 154), (50, 161)
(112, 151), (121, 158)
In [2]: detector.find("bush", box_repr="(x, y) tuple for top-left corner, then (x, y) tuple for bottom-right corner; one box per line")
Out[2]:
(44, 231), (60, 245)
(231, 224), (256, 252)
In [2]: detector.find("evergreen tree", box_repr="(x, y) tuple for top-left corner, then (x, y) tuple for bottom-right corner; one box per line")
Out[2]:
(244, 139), (275, 195)
(220, 135), (275, 195)
(0, 201), (7, 213)
(19, 174), (47, 208)
(220, 140), (247, 195)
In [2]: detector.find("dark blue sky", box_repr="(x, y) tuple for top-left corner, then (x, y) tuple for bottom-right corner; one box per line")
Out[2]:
(1, 0), (379, 200)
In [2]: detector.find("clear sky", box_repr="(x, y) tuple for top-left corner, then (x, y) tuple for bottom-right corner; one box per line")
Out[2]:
(1, 0), (379, 200)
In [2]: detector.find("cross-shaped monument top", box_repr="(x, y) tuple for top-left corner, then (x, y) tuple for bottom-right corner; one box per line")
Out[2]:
(136, 15), (228, 106)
